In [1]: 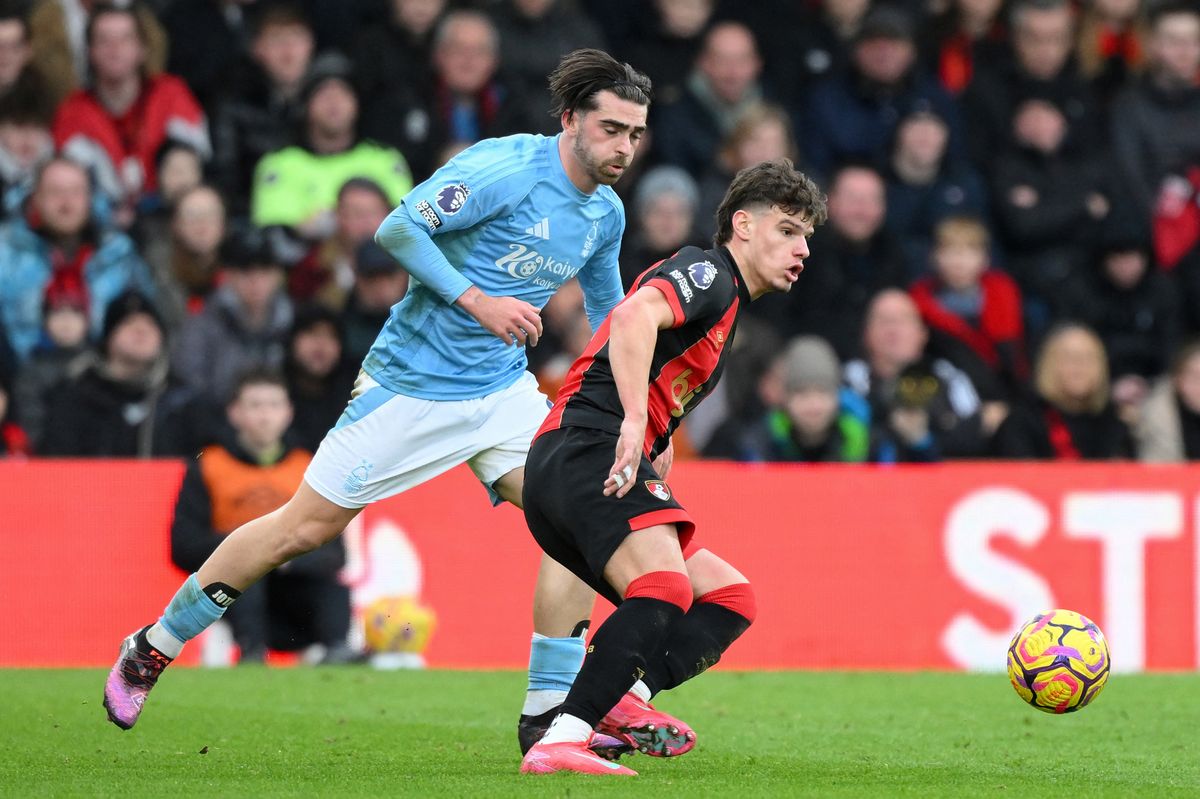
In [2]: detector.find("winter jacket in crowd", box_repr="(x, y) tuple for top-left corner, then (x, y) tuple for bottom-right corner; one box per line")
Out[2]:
(0, 215), (154, 362)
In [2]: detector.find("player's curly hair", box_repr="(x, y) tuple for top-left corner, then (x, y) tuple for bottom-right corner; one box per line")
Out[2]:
(547, 49), (652, 119)
(714, 159), (828, 247)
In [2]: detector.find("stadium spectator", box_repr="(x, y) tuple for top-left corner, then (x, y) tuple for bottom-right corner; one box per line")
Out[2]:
(1135, 340), (1200, 461)
(172, 227), (293, 404)
(210, 3), (313, 217)
(0, 352), (28, 457)
(0, 7), (49, 106)
(651, 21), (765, 179)
(131, 142), (204, 273)
(0, 79), (54, 205)
(695, 102), (798, 244)
(1059, 225), (1180, 408)
(340, 239), (407, 368)
(1109, 1), (1200, 224)
(361, 10), (533, 181)
(39, 290), (200, 457)
(705, 335), (871, 463)
(963, 0), (1102, 174)
(162, 0), (260, 108)
(802, 4), (964, 181)
(747, 163), (906, 358)
(28, 0), (167, 109)
(0, 157), (154, 362)
(494, 0), (606, 121)
(992, 322), (1134, 459)
(169, 367), (352, 664)
(283, 304), (354, 452)
(844, 289), (997, 460)
(143, 184), (226, 332)
(287, 177), (391, 310)
(1076, 0), (1145, 105)
(991, 98), (1110, 330)
(620, 0), (715, 106)
(526, 277), (594, 399)
(909, 216), (1027, 396)
(12, 279), (89, 449)
(922, 0), (1009, 95)
(884, 108), (988, 280)
(618, 165), (699, 289)
(352, 0), (445, 108)
(250, 53), (412, 234)
(52, 4), (210, 225)
(731, 0), (867, 105)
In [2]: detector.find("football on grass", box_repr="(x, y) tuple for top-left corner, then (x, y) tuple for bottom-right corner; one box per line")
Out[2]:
(1007, 609), (1110, 714)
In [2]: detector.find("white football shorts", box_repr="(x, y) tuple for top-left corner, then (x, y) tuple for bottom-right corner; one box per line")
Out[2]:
(304, 370), (551, 509)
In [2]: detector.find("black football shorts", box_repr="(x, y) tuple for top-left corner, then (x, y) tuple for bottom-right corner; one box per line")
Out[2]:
(522, 426), (695, 605)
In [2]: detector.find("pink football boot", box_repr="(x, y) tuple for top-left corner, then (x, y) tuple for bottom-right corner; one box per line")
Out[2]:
(103, 627), (173, 730)
(597, 691), (696, 757)
(521, 735), (639, 775)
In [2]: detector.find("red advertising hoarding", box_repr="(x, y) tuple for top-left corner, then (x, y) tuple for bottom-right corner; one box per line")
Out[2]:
(2, 461), (1197, 671)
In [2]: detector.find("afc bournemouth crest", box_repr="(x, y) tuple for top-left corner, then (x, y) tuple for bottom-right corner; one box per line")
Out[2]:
(644, 480), (671, 501)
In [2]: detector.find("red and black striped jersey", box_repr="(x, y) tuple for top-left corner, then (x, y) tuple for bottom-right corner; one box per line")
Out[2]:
(537, 245), (751, 459)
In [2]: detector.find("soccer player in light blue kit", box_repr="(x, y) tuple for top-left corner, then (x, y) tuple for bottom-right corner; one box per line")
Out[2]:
(103, 49), (691, 760)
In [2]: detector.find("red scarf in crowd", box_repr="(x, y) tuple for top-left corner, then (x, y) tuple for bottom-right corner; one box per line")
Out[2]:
(909, 270), (1027, 378)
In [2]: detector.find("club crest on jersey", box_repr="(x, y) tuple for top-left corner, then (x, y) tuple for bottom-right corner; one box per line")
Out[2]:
(581, 219), (600, 258)
(435, 183), (470, 215)
(688, 261), (717, 290)
(644, 480), (671, 501)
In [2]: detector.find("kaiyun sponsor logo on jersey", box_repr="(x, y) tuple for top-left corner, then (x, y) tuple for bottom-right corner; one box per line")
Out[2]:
(495, 244), (582, 288)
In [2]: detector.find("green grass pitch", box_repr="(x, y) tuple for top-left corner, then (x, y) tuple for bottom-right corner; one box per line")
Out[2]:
(2, 669), (1196, 797)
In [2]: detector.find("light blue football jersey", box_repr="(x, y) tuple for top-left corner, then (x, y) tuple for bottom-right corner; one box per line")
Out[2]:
(364, 133), (626, 400)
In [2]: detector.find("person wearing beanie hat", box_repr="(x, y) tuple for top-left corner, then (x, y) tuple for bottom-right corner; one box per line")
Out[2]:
(708, 335), (870, 463)
(39, 290), (202, 457)
(250, 51), (411, 236)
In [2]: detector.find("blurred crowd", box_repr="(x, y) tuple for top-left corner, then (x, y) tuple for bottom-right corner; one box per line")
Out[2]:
(1, 0), (1200, 467)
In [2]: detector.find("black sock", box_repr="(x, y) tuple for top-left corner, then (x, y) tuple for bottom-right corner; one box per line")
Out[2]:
(641, 601), (752, 696)
(559, 597), (684, 728)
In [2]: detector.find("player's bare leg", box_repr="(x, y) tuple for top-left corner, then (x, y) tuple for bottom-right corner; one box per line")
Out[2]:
(104, 482), (359, 729)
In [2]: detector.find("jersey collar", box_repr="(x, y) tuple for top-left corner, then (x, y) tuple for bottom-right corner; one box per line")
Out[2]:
(714, 245), (752, 305)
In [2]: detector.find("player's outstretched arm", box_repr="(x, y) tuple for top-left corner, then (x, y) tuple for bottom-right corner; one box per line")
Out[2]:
(603, 287), (675, 498)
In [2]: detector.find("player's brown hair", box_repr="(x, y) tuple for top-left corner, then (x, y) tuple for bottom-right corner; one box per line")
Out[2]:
(714, 158), (827, 247)
(547, 49), (652, 119)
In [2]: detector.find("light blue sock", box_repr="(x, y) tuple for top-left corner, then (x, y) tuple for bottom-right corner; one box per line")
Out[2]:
(157, 574), (230, 645)
(523, 633), (586, 715)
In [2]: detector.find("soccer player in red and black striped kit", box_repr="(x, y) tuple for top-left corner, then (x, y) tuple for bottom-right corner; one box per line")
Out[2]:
(520, 159), (827, 775)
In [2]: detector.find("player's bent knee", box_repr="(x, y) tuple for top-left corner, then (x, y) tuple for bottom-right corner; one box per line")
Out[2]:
(625, 570), (693, 613)
(697, 581), (757, 625)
